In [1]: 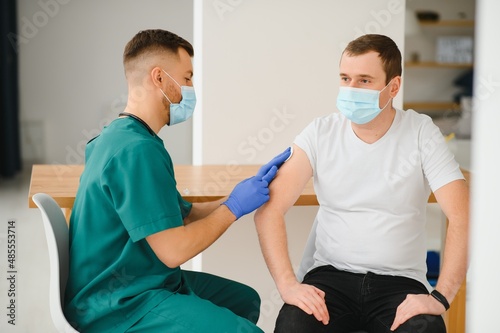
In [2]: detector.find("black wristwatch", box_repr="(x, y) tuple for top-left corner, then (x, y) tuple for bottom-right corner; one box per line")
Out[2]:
(430, 290), (450, 311)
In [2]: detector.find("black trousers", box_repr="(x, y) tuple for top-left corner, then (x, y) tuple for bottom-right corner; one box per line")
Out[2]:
(275, 265), (446, 333)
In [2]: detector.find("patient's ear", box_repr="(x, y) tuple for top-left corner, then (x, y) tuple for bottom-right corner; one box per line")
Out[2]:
(389, 76), (401, 97)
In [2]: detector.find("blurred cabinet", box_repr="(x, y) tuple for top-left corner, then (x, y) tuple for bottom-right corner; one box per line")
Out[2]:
(404, 18), (475, 117)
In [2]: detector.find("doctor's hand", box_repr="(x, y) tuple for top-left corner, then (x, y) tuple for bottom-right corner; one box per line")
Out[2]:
(255, 147), (292, 180)
(223, 147), (291, 219)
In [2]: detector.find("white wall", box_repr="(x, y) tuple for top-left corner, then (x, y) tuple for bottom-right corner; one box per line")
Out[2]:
(13, 2), (194, 332)
(195, 1), (405, 331)
(18, 0), (194, 166)
(196, 0), (404, 165)
(467, 0), (500, 330)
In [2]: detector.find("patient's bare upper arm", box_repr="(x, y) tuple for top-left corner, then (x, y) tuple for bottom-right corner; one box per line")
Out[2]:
(263, 144), (313, 215)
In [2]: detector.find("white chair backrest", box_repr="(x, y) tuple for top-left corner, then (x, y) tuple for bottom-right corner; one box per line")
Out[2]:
(33, 193), (79, 333)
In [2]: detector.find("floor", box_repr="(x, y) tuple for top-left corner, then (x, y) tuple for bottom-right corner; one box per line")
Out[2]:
(0, 167), (57, 332)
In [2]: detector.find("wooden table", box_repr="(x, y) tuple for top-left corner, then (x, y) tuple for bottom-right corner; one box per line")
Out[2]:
(28, 164), (469, 332)
(29, 164), (467, 208)
(28, 164), (319, 211)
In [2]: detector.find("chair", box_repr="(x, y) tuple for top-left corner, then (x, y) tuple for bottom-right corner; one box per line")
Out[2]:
(33, 193), (79, 333)
(426, 250), (440, 287)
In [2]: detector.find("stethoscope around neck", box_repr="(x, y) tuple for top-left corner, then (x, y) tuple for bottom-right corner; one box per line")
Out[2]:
(118, 112), (155, 135)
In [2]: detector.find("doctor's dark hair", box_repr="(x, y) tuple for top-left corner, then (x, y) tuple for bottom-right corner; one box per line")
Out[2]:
(343, 34), (402, 84)
(123, 29), (194, 69)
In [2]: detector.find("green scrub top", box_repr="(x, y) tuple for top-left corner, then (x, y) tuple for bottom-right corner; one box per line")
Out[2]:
(64, 117), (192, 332)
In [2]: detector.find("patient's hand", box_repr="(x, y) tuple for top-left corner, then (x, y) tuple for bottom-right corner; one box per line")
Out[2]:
(390, 293), (446, 331)
(279, 280), (329, 325)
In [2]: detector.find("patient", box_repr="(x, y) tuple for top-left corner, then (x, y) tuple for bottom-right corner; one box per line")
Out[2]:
(255, 34), (469, 333)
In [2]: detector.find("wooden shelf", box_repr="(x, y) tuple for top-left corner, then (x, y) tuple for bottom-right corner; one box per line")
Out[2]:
(405, 61), (473, 69)
(404, 102), (460, 111)
(419, 20), (474, 27)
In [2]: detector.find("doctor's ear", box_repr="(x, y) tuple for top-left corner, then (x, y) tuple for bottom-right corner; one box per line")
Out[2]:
(151, 67), (164, 88)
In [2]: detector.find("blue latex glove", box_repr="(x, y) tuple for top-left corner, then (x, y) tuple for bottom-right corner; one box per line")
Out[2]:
(223, 147), (292, 219)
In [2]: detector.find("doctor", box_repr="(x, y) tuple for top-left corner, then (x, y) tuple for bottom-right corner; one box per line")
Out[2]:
(255, 34), (469, 333)
(64, 29), (290, 333)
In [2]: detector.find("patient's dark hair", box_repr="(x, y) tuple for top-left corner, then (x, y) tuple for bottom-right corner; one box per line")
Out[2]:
(343, 34), (402, 84)
(123, 29), (193, 71)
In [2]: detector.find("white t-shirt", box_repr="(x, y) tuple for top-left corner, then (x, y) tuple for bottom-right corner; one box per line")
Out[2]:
(294, 109), (464, 290)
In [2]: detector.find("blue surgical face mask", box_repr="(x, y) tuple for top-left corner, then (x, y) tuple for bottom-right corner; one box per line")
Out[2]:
(160, 70), (197, 126)
(336, 82), (392, 124)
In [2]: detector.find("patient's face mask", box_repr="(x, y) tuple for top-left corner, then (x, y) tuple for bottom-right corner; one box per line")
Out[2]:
(160, 70), (197, 126)
(336, 81), (392, 124)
